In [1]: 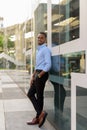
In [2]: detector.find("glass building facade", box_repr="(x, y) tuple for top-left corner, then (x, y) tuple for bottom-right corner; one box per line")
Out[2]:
(26, 0), (87, 130)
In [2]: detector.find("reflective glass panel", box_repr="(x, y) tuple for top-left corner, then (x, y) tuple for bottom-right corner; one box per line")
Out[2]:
(52, 0), (79, 47)
(48, 51), (85, 130)
(34, 2), (47, 45)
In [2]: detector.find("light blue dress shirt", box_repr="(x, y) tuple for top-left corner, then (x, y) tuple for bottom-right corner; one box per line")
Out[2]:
(35, 43), (51, 72)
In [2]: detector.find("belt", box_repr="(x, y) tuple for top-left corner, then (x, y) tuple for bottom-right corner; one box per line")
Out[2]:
(36, 69), (42, 72)
(36, 69), (48, 73)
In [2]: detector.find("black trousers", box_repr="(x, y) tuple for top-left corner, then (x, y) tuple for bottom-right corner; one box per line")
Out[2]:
(27, 70), (48, 117)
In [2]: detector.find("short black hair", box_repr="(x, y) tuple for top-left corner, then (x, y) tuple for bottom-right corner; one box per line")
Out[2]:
(39, 32), (47, 38)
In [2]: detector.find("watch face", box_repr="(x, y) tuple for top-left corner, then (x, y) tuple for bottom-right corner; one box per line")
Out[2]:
(38, 74), (41, 78)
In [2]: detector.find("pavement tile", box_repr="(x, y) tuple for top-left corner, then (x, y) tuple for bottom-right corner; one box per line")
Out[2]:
(0, 112), (5, 130)
(4, 99), (34, 112)
(0, 100), (4, 111)
(2, 87), (27, 99)
(0, 100), (5, 130)
(2, 84), (18, 88)
(0, 88), (2, 93)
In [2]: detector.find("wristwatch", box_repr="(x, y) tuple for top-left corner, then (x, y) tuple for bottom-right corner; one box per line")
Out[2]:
(38, 74), (41, 78)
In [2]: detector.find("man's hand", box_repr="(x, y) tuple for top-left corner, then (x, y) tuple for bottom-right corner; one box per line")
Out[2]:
(38, 71), (46, 78)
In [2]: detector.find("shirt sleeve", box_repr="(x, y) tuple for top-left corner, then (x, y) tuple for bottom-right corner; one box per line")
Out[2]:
(43, 48), (51, 72)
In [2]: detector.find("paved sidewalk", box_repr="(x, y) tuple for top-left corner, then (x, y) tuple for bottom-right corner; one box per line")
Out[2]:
(0, 70), (55, 130)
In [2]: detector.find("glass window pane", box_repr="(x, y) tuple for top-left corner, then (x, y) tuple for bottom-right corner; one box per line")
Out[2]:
(34, 2), (47, 44)
(49, 50), (85, 130)
(52, 0), (79, 47)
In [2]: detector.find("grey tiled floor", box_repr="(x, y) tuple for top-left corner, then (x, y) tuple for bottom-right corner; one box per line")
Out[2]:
(0, 70), (56, 130)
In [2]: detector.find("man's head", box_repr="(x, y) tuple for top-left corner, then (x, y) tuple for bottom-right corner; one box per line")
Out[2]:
(37, 32), (47, 45)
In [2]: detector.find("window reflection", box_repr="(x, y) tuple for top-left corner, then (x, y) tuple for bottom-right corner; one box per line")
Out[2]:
(50, 51), (85, 80)
(49, 50), (85, 130)
(52, 0), (79, 46)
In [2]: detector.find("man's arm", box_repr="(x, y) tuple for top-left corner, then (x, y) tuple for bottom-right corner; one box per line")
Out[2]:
(38, 49), (51, 78)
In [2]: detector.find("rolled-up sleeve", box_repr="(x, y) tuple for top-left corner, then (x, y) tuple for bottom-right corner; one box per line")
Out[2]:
(43, 48), (51, 72)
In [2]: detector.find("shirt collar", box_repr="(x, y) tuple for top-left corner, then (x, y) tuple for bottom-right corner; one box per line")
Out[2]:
(37, 43), (47, 50)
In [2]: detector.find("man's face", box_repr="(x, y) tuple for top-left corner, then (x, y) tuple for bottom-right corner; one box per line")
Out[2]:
(37, 34), (46, 45)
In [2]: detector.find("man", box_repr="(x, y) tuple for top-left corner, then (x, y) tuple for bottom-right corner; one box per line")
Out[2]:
(27, 32), (51, 128)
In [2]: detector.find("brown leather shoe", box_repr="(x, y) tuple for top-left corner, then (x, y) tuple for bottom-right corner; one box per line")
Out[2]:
(38, 111), (48, 128)
(27, 117), (39, 125)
